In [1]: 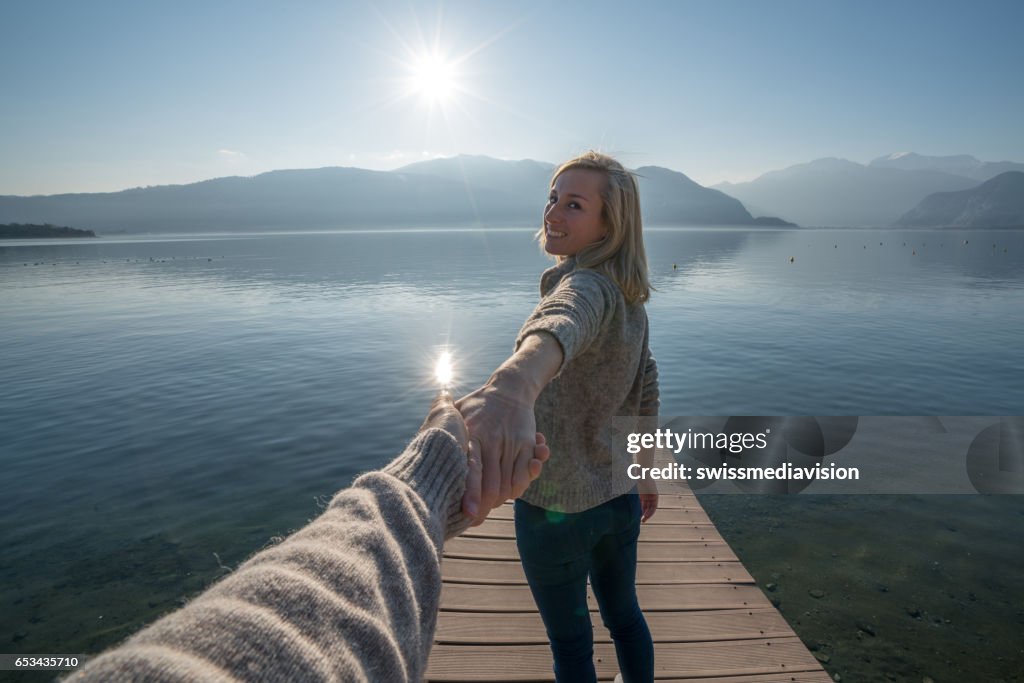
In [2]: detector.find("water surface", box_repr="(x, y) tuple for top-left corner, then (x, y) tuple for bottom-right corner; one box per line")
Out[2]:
(2, 228), (1022, 679)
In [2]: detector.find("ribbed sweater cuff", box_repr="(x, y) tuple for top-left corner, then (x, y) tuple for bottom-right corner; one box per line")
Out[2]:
(380, 428), (471, 540)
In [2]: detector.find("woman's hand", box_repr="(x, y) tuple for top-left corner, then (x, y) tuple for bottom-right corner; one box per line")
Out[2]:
(638, 478), (658, 523)
(454, 332), (562, 525)
(456, 381), (547, 525)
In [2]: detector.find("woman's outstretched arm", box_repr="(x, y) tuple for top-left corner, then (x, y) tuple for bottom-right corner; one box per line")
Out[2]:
(457, 268), (617, 524)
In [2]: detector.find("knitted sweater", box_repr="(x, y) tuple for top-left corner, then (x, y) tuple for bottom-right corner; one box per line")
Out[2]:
(66, 428), (469, 683)
(516, 257), (660, 513)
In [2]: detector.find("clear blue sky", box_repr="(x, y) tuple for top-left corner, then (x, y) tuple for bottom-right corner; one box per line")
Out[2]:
(2, 0), (1022, 195)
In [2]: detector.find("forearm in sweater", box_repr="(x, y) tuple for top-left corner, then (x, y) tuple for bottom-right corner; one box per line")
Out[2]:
(68, 428), (468, 683)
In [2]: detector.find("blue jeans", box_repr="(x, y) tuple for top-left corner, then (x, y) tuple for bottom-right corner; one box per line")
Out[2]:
(514, 494), (654, 683)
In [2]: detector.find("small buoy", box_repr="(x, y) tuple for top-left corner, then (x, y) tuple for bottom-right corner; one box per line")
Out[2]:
(912, 250), (916, 255)
(880, 242), (883, 246)
(834, 244), (837, 248)
(964, 240), (969, 245)
(789, 256), (795, 263)
(863, 245), (866, 249)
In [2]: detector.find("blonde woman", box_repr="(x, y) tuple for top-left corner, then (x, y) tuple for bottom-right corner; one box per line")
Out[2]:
(458, 151), (659, 682)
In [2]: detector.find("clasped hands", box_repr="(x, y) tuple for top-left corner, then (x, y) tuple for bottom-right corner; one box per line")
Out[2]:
(420, 386), (549, 527)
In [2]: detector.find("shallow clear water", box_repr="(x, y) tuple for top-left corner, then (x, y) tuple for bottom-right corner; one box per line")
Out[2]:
(2, 228), (1022, 676)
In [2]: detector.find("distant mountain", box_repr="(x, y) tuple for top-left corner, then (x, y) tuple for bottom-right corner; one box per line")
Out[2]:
(0, 166), (531, 233)
(896, 171), (1024, 228)
(396, 155), (554, 199)
(713, 158), (979, 227)
(635, 166), (758, 226)
(0, 155), (782, 233)
(869, 152), (1024, 182)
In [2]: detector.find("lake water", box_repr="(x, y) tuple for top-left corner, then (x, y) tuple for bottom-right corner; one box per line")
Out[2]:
(2, 228), (1023, 681)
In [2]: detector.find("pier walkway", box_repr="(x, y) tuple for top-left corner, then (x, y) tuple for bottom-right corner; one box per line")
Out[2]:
(426, 490), (832, 682)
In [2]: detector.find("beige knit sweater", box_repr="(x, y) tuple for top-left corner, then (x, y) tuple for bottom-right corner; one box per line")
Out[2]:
(66, 428), (468, 682)
(516, 257), (660, 513)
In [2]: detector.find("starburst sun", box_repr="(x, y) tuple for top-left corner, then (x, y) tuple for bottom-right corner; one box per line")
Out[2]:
(408, 54), (459, 105)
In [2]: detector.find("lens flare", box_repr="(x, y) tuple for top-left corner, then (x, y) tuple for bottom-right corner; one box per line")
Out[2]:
(435, 350), (454, 389)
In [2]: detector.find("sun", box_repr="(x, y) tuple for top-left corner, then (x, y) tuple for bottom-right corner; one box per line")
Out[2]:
(407, 53), (460, 105)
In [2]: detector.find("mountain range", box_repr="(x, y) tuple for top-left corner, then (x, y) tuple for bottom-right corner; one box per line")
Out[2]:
(0, 155), (785, 234)
(0, 152), (1020, 233)
(713, 153), (1024, 228)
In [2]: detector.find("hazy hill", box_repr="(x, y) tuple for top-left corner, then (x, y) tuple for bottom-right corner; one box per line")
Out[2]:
(396, 155), (554, 198)
(0, 156), (784, 233)
(0, 167), (529, 233)
(869, 152), (1024, 182)
(635, 166), (757, 225)
(713, 158), (979, 227)
(896, 171), (1024, 228)
(396, 156), (778, 225)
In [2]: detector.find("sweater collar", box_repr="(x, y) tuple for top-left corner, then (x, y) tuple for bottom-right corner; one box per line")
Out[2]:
(540, 256), (578, 296)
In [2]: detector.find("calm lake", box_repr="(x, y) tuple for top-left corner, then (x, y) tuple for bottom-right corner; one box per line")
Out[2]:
(2, 228), (1023, 681)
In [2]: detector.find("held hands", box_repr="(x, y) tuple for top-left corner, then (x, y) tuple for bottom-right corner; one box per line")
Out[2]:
(419, 390), (550, 526)
(456, 381), (550, 525)
(437, 332), (562, 526)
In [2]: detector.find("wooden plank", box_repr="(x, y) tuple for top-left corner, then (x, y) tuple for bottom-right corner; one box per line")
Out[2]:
(604, 674), (832, 683)
(636, 489), (698, 505)
(435, 608), (794, 645)
(490, 494), (700, 512)
(464, 518), (718, 542)
(426, 638), (826, 681)
(440, 583), (772, 612)
(487, 505), (713, 526)
(444, 537), (738, 562)
(440, 558), (754, 585)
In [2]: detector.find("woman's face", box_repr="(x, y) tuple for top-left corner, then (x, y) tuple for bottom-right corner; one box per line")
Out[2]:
(543, 168), (607, 257)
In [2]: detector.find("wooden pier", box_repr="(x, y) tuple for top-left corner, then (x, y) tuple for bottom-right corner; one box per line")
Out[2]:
(426, 490), (832, 682)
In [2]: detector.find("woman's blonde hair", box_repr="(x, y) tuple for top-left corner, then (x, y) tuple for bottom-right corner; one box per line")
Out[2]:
(537, 151), (651, 304)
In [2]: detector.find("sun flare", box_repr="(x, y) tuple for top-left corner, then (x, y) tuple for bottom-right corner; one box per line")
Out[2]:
(435, 350), (455, 389)
(408, 53), (459, 105)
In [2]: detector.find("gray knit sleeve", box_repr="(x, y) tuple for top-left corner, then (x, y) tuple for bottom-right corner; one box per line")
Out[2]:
(66, 428), (468, 683)
(514, 269), (615, 374)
